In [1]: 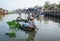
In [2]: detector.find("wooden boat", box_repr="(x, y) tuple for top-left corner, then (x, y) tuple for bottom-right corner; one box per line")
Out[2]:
(18, 21), (36, 31)
(20, 26), (36, 31)
(16, 16), (36, 31)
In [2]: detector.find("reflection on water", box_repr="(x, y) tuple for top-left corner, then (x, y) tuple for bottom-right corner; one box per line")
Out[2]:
(0, 14), (3, 20)
(34, 17), (60, 41)
(0, 14), (60, 41)
(5, 30), (16, 38)
(26, 31), (36, 41)
(44, 16), (60, 23)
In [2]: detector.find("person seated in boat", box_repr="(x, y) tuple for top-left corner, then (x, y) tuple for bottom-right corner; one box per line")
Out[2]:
(28, 16), (34, 20)
(30, 16), (34, 20)
(23, 17), (35, 28)
(29, 20), (35, 28)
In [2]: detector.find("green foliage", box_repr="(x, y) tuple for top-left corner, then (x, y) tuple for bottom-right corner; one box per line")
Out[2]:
(44, 1), (50, 8)
(6, 32), (16, 38)
(56, 4), (60, 8)
(44, 1), (60, 10)
(26, 37), (30, 41)
(6, 20), (20, 38)
(7, 20), (21, 29)
(0, 14), (3, 19)
(8, 11), (16, 14)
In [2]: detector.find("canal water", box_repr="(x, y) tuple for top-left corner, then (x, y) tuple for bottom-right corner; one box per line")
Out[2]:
(0, 14), (60, 41)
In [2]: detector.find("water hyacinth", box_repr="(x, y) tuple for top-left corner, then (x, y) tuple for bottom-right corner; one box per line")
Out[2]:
(5, 31), (16, 38)
(7, 20), (21, 29)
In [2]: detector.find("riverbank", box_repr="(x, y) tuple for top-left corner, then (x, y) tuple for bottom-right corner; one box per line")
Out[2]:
(43, 11), (60, 18)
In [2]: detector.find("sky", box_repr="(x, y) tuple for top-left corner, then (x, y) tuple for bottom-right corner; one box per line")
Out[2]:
(0, 0), (60, 10)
